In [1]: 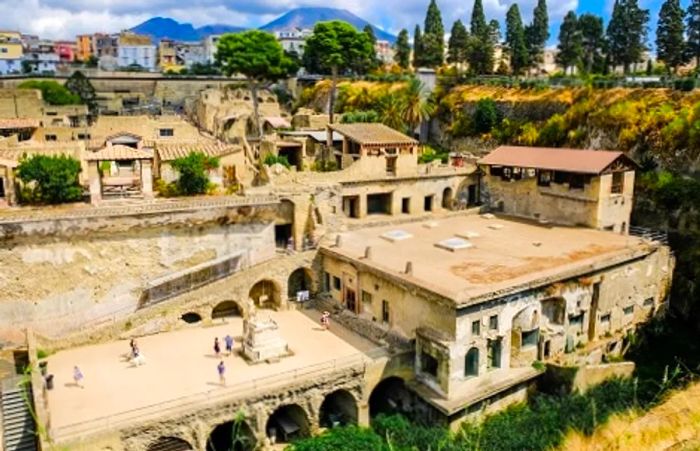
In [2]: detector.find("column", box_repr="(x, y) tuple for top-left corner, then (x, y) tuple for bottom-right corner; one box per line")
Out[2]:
(4, 166), (17, 206)
(141, 159), (154, 200)
(88, 161), (102, 205)
(357, 402), (370, 427)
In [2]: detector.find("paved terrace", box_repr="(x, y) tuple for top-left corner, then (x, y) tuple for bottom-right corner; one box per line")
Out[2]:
(44, 309), (377, 443)
(323, 215), (657, 306)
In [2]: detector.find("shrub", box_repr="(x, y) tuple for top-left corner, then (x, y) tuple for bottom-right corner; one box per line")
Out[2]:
(170, 152), (219, 196)
(263, 154), (291, 168)
(16, 155), (83, 205)
(472, 98), (501, 134)
(341, 110), (380, 123)
(289, 425), (385, 451)
(538, 114), (568, 147)
(17, 80), (81, 105)
(673, 78), (696, 92)
(419, 144), (449, 164)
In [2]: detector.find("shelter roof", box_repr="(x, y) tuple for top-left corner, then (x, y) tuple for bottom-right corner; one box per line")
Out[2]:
(263, 116), (292, 129)
(87, 145), (153, 161)
(156, 141), (241, 161)
(0, 118), (40, 130)
(479, 146), (636, 174)
(328, 123), (418, 147)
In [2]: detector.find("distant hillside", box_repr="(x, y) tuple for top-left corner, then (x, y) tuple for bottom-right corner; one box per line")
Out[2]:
(130, 17), (244, 42)
(260, 7), (396, 43)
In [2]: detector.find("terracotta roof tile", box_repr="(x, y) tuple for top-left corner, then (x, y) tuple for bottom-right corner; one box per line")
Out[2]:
(87, 145), (153, 161)
(263, 116), (292, 129)
(156, 141), (242, 161)
(0, 118), (40, 130)
(328, 123), (418, 146)
(479, 146), (633, 174)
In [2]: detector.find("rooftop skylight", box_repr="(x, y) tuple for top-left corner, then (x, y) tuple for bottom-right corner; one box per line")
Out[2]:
(380, 230), (413, 242)
(435, 237), (474, 252)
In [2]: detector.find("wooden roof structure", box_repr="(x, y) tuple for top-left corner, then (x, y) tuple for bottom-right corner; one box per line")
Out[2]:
(328, 123), (418, 147)
(156, 141), (242, 161)
(86, 145), (153, 161)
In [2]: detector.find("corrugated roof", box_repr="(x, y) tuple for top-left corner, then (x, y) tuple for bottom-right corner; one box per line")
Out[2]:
(0, 118), (40, 130)
(479, 146), (632, 174)
(263, 116), (292, 129)
(87, 145), (153, 161)
(156, 141), (242, 161)
(329, 123), (418, 146)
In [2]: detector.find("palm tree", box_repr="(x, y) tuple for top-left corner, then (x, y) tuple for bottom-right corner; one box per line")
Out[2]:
(378, 94), (407, 131)
(401, 78), (435, 136)
(345, 86), (375, 111)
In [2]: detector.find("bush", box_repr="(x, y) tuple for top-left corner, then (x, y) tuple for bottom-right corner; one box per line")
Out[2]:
(419, 144), (449, 164)
(289, 425), (385, 451)
(17, 80), (81, 105)
(170, 152), (219, 196)
(538, 114), (568, 147)
(16, 155), (83, 204)
(673, 78), (696, 92)
(472, 97), (501, 134)
(341, 110), (380, 123)
(263, 154), (291, 168)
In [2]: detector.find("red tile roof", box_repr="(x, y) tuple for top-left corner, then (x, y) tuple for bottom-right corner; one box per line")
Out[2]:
(0, 118), (40, 130)
(479, 146), (633, 174)
(87, 145), (153, 161)
(156, 141), (242, 161)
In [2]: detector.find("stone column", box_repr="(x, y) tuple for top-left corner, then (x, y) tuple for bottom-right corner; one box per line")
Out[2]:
(357, 402), (370, 427)
(357, 194), (367, 219)
(88, 160), (102, 205)
(3, 166), (17, 206)
(141, 159), (154, 200)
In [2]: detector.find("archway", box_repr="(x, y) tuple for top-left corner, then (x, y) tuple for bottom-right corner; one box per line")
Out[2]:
(465, 347), (479, 377)
(249, 279), (281, 310)
(212, 301), (242, 320)
(288, 267), (313, 300)
(206, 419), (256, 451)
(369, 377), (412, 420)
(442, 187), (454, 209)
(147, 436), (193, 451)
(180, 312), (202, 324)
(319, 389), (358, 428)
(266, 404), (310, 444)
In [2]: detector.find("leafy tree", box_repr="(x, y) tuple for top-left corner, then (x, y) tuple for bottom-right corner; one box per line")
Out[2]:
(526, 0), (549, 72)
(216, 30), (295, 137)
(170, 152), (219, 196)
(448, 20), (470, 66)
(341, 110), (380, 123)
(16, 155), (83, 205)
(505, 4), (529, 75)
(556, 11), (582, 74)
(656, 0), (687, 74)
(17, 80), (81, 105)
(472, 97), (500, 134)
(467, 0), (495, 74)
(421, 0), (445, 67)
(363, 25), (377, 46)
(413, 25), (423, 68)
(578, 13), (606, 74)
(394, 29), (411, 69)
(65, 71), (97, 121)
(85, 55), (98, 68)
(688, 0), (700, 67)
(302, 21), (375, 123)
(606, 0), (650, 73)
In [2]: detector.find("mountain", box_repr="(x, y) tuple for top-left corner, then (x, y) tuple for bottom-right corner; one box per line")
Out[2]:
(130, 17), (244, 42)
(260, 7), (396, 43)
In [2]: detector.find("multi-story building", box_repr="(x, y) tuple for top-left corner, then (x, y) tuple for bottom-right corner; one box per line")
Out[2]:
(22, 38), (59, 73)
(53, 41), (76, 63)
(175, 41), (207, 68)
(375, 40), (394, 65)
(158, 39), (179, 72)
(117, 32), (156, 71)
(94, 33), (118, 58)
(75, 34), (94, 62)
(275, 28), (312, 56)
(204, 34), (221, 63)
(0, 31), (23, 74)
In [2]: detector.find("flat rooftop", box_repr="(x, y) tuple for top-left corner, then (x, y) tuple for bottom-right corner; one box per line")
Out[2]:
(322, 214), (655, 306)
(45, 310), (377, 443)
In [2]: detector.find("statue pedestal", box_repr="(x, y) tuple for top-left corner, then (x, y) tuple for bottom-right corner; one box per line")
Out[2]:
(242, 316), (290, 363)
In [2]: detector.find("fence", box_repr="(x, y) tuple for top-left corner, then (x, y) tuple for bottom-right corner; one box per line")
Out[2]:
(629, 226), (670, 246)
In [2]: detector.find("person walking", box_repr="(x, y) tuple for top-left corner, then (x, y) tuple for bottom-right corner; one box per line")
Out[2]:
(321, 311), (330, 330)
(73, 365), (84, 388)
(217, 360), (226, 386)
(224, 334), (234, 356)
(213, 337), (221, 357)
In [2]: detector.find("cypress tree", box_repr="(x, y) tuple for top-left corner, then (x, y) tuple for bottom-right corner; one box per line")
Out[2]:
(422, 0), (445, 67)
(394, 29), (411, 69)
(526, 0), (549, 71)
(363, 25), (377, 46)
(506, 4), (529, 75)
(578, 13), (605, 74)
(606, 0), (650, 73)
(470, 0), (487, 37)
(656, 0), (686, 73)
(448, 20), (469, 65)
(556, 11), (582, 74)
(413, 25), (423, 68)
(467, 0), (495, 74)
(688, 0), (700, 67)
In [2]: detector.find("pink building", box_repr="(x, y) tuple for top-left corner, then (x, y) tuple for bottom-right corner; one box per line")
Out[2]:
(53, 41), (76, 62)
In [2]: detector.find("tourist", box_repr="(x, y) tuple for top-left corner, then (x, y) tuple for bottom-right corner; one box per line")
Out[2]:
(214, 337), (221, 357)
(321, 311), (330, 330)
(217, 360), (226, 386)
(73, 366), (84, 388)
(224, 334), (234, 356)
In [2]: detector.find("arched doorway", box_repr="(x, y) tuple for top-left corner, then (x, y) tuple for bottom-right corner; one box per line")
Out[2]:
(266, 404), (310, 444)
(275, 199), (295, 249)
(206, 418), (256, 451)
(180, 312), (202, 324)
(249, 280), (281, 310)
(442, 187), (454, 209)
(369, 377), (412, 420)
(319, 389), (358, 428)
(212, 301), (242, 320)
(465, 347), (479, 377)
(288, 268), (313, 300)
(147, 436), (193, 451)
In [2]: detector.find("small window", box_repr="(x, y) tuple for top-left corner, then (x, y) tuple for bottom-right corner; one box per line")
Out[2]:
(77, 133), (91, 140)
(0, 48), (7, 54)
(489, 315), (498, 330)
(159, 128), (174, 137)
(569, 174), (585, 190)
(46, 111), (58, 116)
(522, 329), (539, 348)
(424, 195), (433, 212)
(420, 351), (438, 377)
(45, 134), (57, 141)
(643, 298), (654, 308)
(472, 320), (481, 336)
(569, 313), (584, 326)
(382, 300), (390, 323)
(502, 167), (512, 181)
(332, 276), (341, 291)
(611, 172), (624, 194)
(361, 290), (372, 305)
(623, 305), (634, 316)
(600, 313), (611, 323)
(490, 166), (503, 177)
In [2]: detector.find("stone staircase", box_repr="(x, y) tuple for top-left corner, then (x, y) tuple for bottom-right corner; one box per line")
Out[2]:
(1, 378), (36, 451)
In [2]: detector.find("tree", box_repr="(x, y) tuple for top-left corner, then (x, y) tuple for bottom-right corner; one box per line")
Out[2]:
(378, 94), (406, 131)
(85, 55), (98, 68)
(606, 0), (650, 74)
(505, 4), (529, 75)
(556, 11), (582, 74)
(401, 78), (435, 134)
(65, 71), (98, 121)
(578, 13), (606, 74)
(413, 25), (423, 68)
(467, 0), (495, 74)
(363, 25), (377, 46)
(688, 0), (700, 67)
(17, 80), (81, 105)
(448, 20), (470, 67)
(170, 152), (219, 196)
(526, 0), (549, 72)
(302, 21), (375, 124)
(470, 0), (488, 37)
(216, 30), (295, 137)
(472, 97), (500, 134)
(421, 0), (445, 67)
(656, 0), (687, 74)
(16, 155), (82, 205)
(394, 29), (411, 69)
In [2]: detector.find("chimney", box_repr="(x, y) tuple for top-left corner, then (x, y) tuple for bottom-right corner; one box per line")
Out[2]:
(364, 246), (372, 259)
(405, 261), (413, 275)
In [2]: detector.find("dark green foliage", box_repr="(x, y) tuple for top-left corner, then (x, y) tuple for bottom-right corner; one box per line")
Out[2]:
(447, 20), (469, 65)
(341, 110), (380, 123)
(170, 152), (219, 195)
(303, 21), (375, 76)
(556, 11), (582, 73)
(412, 25), (423, 68)
(394, 29), (411, 69)
(17, 80), (81, 105)
(470, 0), (488, 37)
(472, 97), (500, 133)
(16, 155), (83, 205)
(688, 0), (700, 67)
(65, 71), (97, 120)
(656, 0), (687, 73)
(363, 25), (377, 46)
(606, 0), (650, 73)
(263, 154), (291, 168)
(526, 0), (549, 70)
(505, 4), (529, 75)
(467, 0), (495, 75)
(579, 14), (606, 74)
(289, 425), (385, 451)
(421, 0), (445, 67)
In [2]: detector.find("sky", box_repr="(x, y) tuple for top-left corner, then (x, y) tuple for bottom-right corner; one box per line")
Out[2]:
(0, 0), (671, 42)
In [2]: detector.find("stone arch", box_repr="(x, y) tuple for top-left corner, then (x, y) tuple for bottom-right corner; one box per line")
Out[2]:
(465, 347), (479, 377)
(265, 404), (310, 444)
(147, 436), (193, 451)
(180, 312), (202, 324)
(368, 377), (412, 420)
(287, 267), (314, 299)
(206, 418), (256, 451)
(212, 300), (243, 320)
(319, 389), (358, 428)
(442, 187), (454, 209)
(249, 279), (281, 310)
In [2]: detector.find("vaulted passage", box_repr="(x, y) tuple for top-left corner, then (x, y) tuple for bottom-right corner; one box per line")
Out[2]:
(206, 419), (256, 451)
(369, 377), (412, 420)
(249, 279), (281, 310)
(287, 267), (313, 300)
(319, 389), (358, 428)
(212, 300), (242, 320)
(147, 436), (193, 451)
(266, 404), (310, 444)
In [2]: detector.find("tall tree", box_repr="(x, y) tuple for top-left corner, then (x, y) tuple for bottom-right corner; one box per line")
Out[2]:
(467, 0), (495, 74)
(413, 25), (424, 68)
(526, 0), (549, 72)
(556, 11), (582, 74)
(448, 20), (469, 66)
(302, 21), (375, 124)
(656, 0), (687, 73)
(606, 0), (650, 73)
(688, 0), (700, 67)
(401, 78), (435, 134)
(394, 29), (411, 69)
(363, 24), (381, 70)
(64, 70), (97, 122)
(217, 30), (295, 138)
(578, 13), (605, 74)
(363, 25), (377, 46)
(422, 0), (445, 67)
(470, 0), (488, 37)
(506, 4), (529, 75)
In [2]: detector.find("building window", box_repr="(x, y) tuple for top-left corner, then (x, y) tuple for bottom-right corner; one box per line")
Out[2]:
(490, 166), (503, 177)
(623, 305), (634, 316)
(420, 351), (438, 378)
(487, 339), (501, 369)
(332, 276), (341, 291)
(465, 348), (479, 377)
(159, 128), (174, 137)
(489, 315), (498, 330)
(361, 290), (372, 305)
(611, 172), (624, 194)
(382, 300), (390, 323)
(45, 134), (57, 141)
(569, 174), (586, 190)
(600, 313), (611, 324)
(537, 170), (552, 187)
(77, 133), (91, 140)
(472, 320), (481, 336)
(522, 329), (540, 348)
(324, 272), (331, 291)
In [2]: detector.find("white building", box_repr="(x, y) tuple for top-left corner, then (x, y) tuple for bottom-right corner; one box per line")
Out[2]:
(274, 28), (312, 56)
(117, 32), (156, 71)
(22, 38), (59, 73)
(204, 35), (222, 64)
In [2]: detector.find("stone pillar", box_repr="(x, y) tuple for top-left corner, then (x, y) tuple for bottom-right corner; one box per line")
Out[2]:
(141, 159), (154, 200)
(357, 194), (367, 219)
(3, 166), (17, 206)
(357, 402), (370, 427)
(88, 160), (102, 205)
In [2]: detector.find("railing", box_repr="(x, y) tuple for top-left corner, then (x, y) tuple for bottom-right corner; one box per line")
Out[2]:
(50, 349), (384, 443)
(629, 226), (669, 245)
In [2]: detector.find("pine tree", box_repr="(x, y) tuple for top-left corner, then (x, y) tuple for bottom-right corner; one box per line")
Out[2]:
(526, 0), (549, 71)
(413, 25), (423, 68)
(363, 25), (377, 46)
(448, 20), (469, 65)
(656, 0), (686, 73)
(556, 11), (582, 74)
(394, 29), (411, 69)
(606, 0), (650, 73)
(467, 0), (495, 74)
(688, 0), (700, 67)
(578, 13), (605, 74)
(470, 0), (487, 37)
(506, 4), (529, 75)
(422, 0), (445, 67)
